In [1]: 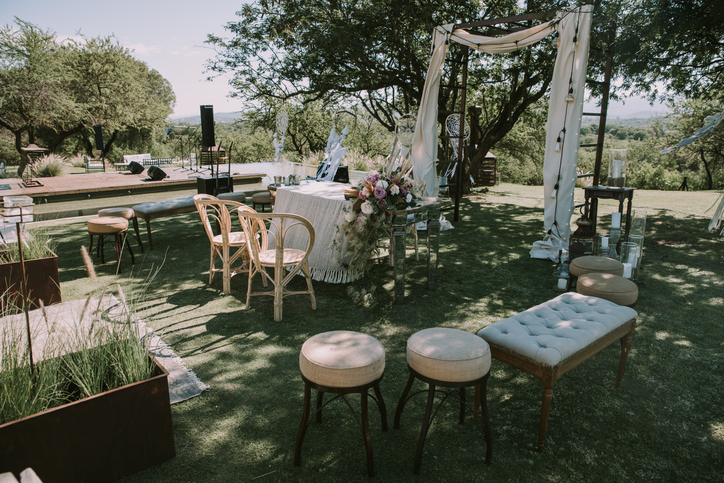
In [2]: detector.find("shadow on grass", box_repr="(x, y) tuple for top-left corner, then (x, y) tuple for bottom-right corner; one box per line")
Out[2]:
(41, 194), (723, 482)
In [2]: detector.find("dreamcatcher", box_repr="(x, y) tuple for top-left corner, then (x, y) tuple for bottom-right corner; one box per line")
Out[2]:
(385, 113), (416, 176)
(444, 113), (470, 179)
(274, 109), (288, 162)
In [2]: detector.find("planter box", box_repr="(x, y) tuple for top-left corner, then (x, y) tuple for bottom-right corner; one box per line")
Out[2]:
(0, 248), (61, 307)
(0, 357), (175, 483)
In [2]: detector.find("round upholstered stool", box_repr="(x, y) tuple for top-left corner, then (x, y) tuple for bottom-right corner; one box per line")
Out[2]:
(569, 255), (624, 277)
(98, 207), (144, 252)
(295, 330), (387, 477)
(251, 191), (273, 212)
(87, 216), (135, 273)
(577, 272), (638, 307)
(394, 327), (492, 475)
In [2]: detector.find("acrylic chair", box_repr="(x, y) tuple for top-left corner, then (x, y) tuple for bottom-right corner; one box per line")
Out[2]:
(239, 211), (316, 322)
(193, 195), (250, 294)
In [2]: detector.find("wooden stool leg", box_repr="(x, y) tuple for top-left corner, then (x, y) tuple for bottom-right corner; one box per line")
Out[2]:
(414, 384), (436, 475)
(538, 386), (554, 451)
(99, 235), (105, 263)
(373, 382), (388, 431)
(315, 390), (324, 424)
(132, 216), (144, 253)
(114, 232), (123, 275)
(294, 382), (312, 467)
(361, 388), (375, 477)
(89, 233), (94, 254)
(459, 387), (466, 424)
(394, 372), (416, 429)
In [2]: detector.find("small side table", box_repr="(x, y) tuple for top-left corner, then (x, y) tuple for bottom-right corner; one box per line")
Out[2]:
(583, 186), (635, 242)
(386, 198), (443, 305)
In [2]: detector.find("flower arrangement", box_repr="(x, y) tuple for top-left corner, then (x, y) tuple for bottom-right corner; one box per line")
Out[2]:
(334, 167), (423, 278)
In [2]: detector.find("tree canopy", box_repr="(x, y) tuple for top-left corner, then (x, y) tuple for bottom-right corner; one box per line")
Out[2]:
(0, 18), (175, 160)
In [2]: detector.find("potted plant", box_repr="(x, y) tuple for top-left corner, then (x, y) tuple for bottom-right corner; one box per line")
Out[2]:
(0, 277), (175, 482)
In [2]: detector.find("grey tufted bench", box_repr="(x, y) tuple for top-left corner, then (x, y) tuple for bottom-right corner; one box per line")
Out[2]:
(477, 292), (637, 451)
(133, 191), (246, 250)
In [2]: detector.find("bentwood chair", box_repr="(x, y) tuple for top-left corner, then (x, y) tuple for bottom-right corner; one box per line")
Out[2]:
(238, 211), (316, 322)
(193, 195), (250, 294)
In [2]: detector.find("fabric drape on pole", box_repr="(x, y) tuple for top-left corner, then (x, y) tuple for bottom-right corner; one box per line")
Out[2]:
(531, 6), (593, 260)
(410, 16), (561, 197)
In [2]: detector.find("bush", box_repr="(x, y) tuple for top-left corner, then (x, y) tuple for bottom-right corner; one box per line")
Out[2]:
(34, 154), (66, 177)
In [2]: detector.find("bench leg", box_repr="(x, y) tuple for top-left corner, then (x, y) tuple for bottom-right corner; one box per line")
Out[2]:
(616, 325), (636, 387)
(538, 386), (553, 452)
(143, 218), (153, 250)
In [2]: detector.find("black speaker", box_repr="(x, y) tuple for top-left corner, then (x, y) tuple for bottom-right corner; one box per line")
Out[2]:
(333, 166), (349, 183)
(197, 176), (233, 195)
(147, 165), (167, 181)
(94, 124), (104, 151)
(200, 105), (215, 148)
(128, 161), (144, 174)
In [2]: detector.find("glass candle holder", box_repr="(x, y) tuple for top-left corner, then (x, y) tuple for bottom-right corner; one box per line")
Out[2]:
(630, 209), (647, 238)
(597, 233), (610, 257)
(628, 234), (644, 279)
(608, 149), (627, 188)
(620, 241), (639, 279)
(608, 226), (621, 261)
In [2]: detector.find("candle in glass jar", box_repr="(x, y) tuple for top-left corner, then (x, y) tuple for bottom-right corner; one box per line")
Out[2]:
(622, 262), (632, 278)
(557, 278), (568, 290)
(612, 159), (622, 179)
(611, 212), (621, 228)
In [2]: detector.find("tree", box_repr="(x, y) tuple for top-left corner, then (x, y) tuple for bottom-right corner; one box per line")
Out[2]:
(608, 0), (724, 100)
(0, 18), (175, 163)
(206, 0), (569, 188)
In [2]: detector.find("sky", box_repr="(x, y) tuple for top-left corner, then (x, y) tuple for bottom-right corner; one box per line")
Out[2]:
(2, 1), (667, 120)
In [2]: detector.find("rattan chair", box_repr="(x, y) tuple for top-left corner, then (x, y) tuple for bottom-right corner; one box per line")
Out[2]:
(193, 195), (250, 294)
(238, 211), (316, 322)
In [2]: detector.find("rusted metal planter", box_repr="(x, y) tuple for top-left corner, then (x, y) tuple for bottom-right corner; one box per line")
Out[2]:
(0, 248), (61, 307)
(0, 357), (175, 482)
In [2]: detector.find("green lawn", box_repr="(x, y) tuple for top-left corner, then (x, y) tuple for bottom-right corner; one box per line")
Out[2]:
(37, 184), (724, 482)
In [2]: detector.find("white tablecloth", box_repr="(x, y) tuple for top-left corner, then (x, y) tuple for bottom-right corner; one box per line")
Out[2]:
(273, 181), (357, 283)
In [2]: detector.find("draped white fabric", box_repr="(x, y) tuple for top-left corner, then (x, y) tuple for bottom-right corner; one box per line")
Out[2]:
(534, 6), (593, 260)
(410, 16), (560, 197)
(408, 6), (594, 261)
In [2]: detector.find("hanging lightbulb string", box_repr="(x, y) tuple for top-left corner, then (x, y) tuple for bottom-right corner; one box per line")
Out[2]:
(548, 8), (583, 239)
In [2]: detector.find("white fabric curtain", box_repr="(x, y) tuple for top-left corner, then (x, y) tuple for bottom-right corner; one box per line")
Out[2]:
(410, 16), (561, 197)
(532, 5), (593, 260)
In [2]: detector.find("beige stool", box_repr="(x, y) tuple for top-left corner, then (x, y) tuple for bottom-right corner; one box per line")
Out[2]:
(569, 256), (624, 277)
(98, 207), (144, 252)
(251, 192), (273, 212)
(87, 216), (135, 273)
(295, 330), (387, 477)
(394, 328), (492, 475)
(577, 272), (638, 307)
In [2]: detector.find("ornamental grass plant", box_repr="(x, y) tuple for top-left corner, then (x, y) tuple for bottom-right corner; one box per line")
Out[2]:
(31, 183), (724, 482)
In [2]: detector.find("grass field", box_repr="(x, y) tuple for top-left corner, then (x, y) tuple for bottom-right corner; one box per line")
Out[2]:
(31, 183), (724, 482)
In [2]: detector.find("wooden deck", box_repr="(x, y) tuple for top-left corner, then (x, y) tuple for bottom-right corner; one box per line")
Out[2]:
(1, 167), (265, 204)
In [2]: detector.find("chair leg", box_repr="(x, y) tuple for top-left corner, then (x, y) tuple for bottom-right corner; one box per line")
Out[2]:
(274, 264), (283, 322)
(361, 388), (375, 477)
(99, 235), (106, 264)
(131, 216), (144, 253)
(316, 390), (324, 423)
(223, 247), (231, 295)
(414, 384), (436, 475)
(616, 325), (635, 387)
(302, 261), (316, 310)
(294, 382), (312, 467)
(373, 381), (388, 431)
(209, 246), (216, 284)
(459, 387), (466, 424)
(394, 372), (416, 429)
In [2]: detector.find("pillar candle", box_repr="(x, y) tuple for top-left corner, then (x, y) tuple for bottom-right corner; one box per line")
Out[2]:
(611, 212), (621, 228)
(622, 262), (632, 279)
(612, 159), (622, 179)
(601, 236), (609, 248)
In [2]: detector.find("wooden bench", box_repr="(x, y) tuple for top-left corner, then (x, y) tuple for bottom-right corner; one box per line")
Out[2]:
(477, 292), (637, 451)
(133, 192), (246, 250)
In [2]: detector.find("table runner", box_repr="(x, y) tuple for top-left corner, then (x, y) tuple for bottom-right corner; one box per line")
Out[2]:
(273, 181), (358, 283)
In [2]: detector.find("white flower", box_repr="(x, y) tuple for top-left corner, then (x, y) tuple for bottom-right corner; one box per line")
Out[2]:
(361, 186), (372, 198)
(376, 179), (389, 190)
(344, 211), (357, 223)
(406, 193), (412, 203)
(369, 170), (379, 177)
(390, 185), (400, 195)
(361, 201), (373, 215)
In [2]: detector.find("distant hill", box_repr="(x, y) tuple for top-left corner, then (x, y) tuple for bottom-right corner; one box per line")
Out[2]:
(582, 115), (666, 128)
(168, 111), (243, 124)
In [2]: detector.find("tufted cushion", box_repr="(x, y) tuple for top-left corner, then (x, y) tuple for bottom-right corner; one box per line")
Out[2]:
(133, 192), (246, 219)
(300, 330), (385, 388)
(569, 256), (624, 277)
(87, 216), (128, 234)
(407, 328), (491, 383)
(577, 273), (638, 306)
(98, 207), (135, 219)
(477, 292), (637, 368)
